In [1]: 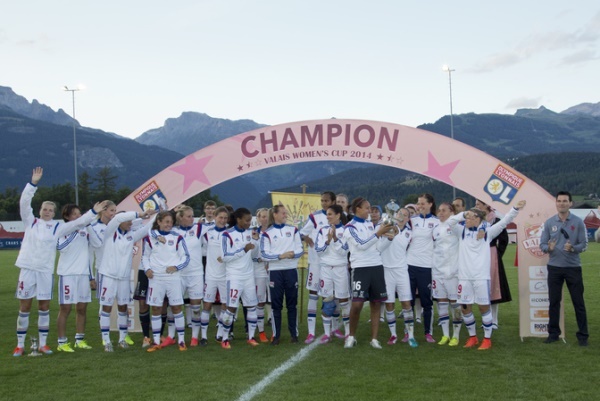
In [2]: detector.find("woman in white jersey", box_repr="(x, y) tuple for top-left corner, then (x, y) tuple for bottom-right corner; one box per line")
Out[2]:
(379, 208), (419, 347)
(314, 204), (350, 343)
(144, 211), (190, 352)
(97, 208), (156, 352)
(173, 206), (208, 347)
(300, 191), (336, 344)
(260, 205), (304, 345)
(219, 208), (260, 349)
(88, 201), (117, 281)
(343, 197), (392, 349)
(432, 202), (462, 346)
(406, 193), (439, 343)
(56, 201), (108, 353)
(448, 200), (525, 350)
(200, 206), (230, 344)
(13, 167), (102, 357)
(475, 199), (511, 330)
(252, 208), (271, 343)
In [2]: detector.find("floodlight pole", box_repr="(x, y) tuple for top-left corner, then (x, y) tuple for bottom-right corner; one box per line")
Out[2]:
(64, 86), (80, 205)
(443, 66), (456, 200)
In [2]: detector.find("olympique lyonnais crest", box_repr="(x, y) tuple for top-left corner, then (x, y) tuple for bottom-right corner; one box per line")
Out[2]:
(484, 164), (525, 205)
(134, 180), (168, 211)
(523, 223), (544, 258)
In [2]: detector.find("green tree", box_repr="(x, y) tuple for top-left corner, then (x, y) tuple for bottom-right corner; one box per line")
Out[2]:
(78, 171), (93, 208)
(94, 167), (118, 201)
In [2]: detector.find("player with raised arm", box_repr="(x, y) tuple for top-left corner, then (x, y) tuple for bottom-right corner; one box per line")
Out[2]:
(448, 200), (526, 350)
(13, 167), (101, 356)
(97, 207), (157, 352)
(300, 191), (335, 344)
(55, 201), (109, 352)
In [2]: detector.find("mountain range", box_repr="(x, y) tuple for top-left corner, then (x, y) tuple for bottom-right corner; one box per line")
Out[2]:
(1, 84), (599, 209)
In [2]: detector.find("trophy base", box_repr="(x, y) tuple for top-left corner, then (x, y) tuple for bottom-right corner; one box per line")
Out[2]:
(27, 350), (42, 357)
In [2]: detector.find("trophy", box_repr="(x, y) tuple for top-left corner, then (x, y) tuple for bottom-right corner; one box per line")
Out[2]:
(383, 199), (402, 226)
(28, 337), (41, 357)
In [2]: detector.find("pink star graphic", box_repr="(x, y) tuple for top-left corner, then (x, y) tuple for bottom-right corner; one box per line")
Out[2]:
(169, 154), (213, 194)
(422, 151), (460, 185)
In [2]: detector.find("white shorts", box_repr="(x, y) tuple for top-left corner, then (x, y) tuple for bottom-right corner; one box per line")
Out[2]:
(457, 279), (490, 305)
(306, 263), (322, 292)
(16, 268), (53, 300)
(181, 274), (204, 300)
(204, 278), (227, 304)
(147, 276), (184, 306)
(98, 274), (132, 306)
(255, 276), (271, 304)
(58, 275), (92, 304)
(384, 267), (412, 303)
(432, 276), (458, 301)
(226, 277), (258, 309)
(318, 264), (351, 300)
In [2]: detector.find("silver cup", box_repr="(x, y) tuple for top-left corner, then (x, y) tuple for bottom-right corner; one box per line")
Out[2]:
(28, 337), (41, 357)
(382, 199), (401, 226)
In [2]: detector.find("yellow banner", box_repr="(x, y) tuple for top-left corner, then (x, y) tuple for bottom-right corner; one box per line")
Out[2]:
(270, 191), (321, 269)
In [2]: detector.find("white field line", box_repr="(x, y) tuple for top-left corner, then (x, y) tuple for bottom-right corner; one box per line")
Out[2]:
(237, 340), (320, 401)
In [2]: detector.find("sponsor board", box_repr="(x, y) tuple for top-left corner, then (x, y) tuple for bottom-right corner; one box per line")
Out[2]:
(484, 164), (525, 204)
(529, 294), (550, 307)
(133, 181), (167, 211)
(529, 308), (550, 320)
(529, 280), (548, 293)
(531, 322), (549, 335)
(529, 265), (547, 279)
(523, 224), (544, 258)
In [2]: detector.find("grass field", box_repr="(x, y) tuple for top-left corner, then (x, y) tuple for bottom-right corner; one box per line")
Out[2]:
(1, 244), (598, 401)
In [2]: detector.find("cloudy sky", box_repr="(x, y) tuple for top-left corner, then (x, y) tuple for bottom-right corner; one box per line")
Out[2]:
(2, 1), (599, 139)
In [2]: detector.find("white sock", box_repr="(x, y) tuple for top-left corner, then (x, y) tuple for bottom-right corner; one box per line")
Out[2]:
(222, 310), (235, 341)
(307, 294), (318, 336)
(191, 305), (201, 339)
(16, 311), (30, 348)
(462, 312), (476, 337)
(100, 311), (111, 344)
(151, 315), (162, 345)
(322, 314), (332, 337)
(167, 309), (175, 338)
(256, 306), (265, 333)
(482, 309), (493, 339)
(247, 306), (257, 339)
(201, 309), (210, 340)
(491, 303), (499, 325)
(403, 308), (415, 339)
(118, 311), (128, 342)
(386, 309), (397, 337)
(332, 300), (341, 331)
(185, 304), (192, 326)
(216, 310), (225, 338)
(38, 310), (50, 347)
(438, 302), (450, 338)
(340, 301), (350, 336)
(174, 311), (185, 343)
(451, 303), (462, 340)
